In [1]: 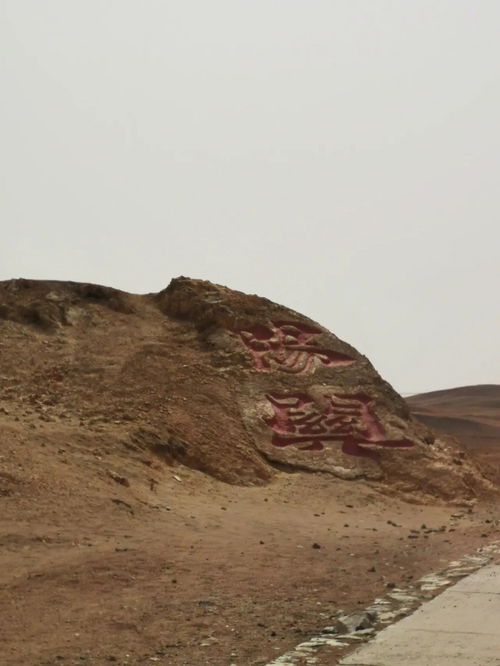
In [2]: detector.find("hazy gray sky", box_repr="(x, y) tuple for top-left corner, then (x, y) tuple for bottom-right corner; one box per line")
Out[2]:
(1, 1), (499, 394)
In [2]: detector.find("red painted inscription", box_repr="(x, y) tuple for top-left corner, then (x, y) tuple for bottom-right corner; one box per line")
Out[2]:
(237, 321), (354, 374)
(266, 392), (414, 459)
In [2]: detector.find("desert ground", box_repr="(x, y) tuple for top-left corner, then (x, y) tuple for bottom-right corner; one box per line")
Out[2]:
(1, 409), (498, 666)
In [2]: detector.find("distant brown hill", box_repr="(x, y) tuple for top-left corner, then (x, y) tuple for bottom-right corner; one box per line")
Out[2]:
(407, 385), (500, 485)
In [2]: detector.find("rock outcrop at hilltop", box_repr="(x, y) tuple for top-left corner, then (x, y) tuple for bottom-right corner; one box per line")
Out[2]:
(0, 276), (493, 501)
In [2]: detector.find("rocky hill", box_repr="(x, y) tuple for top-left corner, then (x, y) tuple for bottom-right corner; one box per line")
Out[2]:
(0, 276), (493, 502)
(1, 277), (499, 666)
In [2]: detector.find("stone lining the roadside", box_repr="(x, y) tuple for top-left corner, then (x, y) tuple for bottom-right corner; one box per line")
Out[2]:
(265, 540), (500, 666)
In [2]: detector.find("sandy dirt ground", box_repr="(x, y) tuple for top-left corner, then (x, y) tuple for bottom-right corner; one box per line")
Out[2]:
(1, 413), (498, 666)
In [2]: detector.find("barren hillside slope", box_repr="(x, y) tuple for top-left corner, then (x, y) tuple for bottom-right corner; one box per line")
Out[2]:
(0, 277), (498, 666)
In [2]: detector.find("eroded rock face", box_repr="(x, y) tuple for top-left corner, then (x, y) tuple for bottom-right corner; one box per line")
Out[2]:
(0, 278), (134, 330)
(158, 277), (491, 498)
(159, 277), (416, 482)
(0, 275), (493, 500)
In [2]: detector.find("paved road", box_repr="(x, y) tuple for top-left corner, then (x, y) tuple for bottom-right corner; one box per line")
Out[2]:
(338, 564), (500, 665)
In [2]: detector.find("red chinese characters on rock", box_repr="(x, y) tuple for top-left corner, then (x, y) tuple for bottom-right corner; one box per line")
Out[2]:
(266, 393), (414, 459)
(236, 321), (355, 374)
